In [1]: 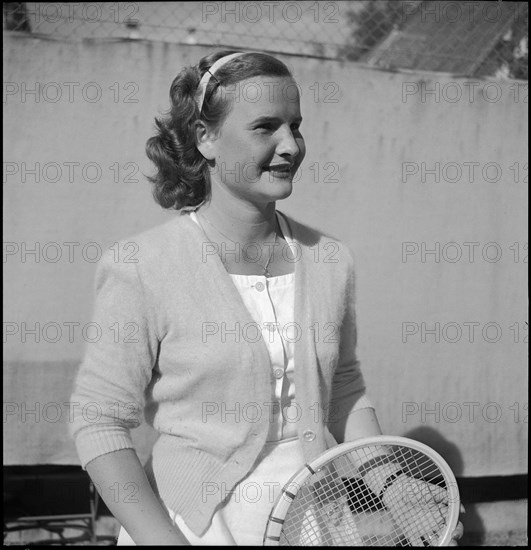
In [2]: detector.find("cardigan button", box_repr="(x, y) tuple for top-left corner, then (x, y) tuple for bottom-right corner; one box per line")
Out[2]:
(303, 430), (316, 442)
(273, 368), (284, 379)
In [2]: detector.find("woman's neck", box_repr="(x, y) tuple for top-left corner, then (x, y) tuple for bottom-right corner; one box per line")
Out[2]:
(198, 182), (278, 243)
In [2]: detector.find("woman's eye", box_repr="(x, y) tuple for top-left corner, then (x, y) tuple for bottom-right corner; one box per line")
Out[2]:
(253, 122), (301, 133)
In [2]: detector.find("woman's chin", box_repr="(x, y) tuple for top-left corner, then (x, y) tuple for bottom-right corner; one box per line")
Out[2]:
(261, 174), (294, 200)
(276, 185), (293, 201)
(269, 182), (293, 202)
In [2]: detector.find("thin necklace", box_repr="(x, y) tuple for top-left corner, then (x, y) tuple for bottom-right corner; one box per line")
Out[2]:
(197, 211), (278, 277)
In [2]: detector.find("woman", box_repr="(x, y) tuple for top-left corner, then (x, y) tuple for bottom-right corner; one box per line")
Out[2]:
(70, 50), (463, 545)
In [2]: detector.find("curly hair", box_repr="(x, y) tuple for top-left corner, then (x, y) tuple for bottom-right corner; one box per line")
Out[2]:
(145, 50), (293, 210)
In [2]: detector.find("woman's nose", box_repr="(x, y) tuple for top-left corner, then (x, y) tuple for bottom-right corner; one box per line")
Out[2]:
(277, 126), (301, 158)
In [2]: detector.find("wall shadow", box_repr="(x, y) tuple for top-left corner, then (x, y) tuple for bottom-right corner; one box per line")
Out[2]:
(402, 426), (486, 545)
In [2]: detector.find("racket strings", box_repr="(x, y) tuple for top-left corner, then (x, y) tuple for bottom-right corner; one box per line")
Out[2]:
(274, 445), (452, 546)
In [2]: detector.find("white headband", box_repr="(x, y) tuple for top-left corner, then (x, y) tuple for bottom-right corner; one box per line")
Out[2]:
(196, 52), (245, 112)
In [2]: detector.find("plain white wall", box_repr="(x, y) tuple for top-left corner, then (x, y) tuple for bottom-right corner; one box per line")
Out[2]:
(4, 36), (528, 475)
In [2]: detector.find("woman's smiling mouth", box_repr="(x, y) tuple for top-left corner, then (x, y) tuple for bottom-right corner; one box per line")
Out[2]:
(263, 163), (293, 179)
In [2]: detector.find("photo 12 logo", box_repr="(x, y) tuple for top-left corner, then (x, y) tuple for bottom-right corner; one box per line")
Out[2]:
(3, 241), (139, 264)
(33, 3), (140, 24)
(3, 161), (140, 184)
(201, 2), (340, 24)
(401, 321), (528, 344)
(402, 401), (528, 424)
(3, 81), (140, 104)
(401, 242), (527, 263)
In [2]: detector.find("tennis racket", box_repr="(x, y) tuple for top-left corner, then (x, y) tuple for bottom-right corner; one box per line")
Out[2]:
(263, 436), (460, 546)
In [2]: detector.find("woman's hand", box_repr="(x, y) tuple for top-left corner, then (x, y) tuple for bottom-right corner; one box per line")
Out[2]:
(448, 517), (464, 546)
(381, 474), (464, 546)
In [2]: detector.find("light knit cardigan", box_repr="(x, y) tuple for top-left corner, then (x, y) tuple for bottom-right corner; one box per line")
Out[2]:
(69, 210), (373, 536)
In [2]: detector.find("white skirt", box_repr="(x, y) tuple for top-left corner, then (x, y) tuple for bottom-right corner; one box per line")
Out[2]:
(117, 437), (306, 545)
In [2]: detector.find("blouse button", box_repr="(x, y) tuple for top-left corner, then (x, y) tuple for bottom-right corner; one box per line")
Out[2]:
(273, 368), (284, 379)
(303, 430), (316, 442)
(255, 282), (265, 292)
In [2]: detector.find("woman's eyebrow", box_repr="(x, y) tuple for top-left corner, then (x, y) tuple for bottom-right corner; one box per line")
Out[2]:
(247, 115), (303, 126)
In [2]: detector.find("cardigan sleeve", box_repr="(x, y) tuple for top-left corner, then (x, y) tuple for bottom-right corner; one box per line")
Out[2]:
(327, 249), (374, 443)
(69, 250), (159, 468)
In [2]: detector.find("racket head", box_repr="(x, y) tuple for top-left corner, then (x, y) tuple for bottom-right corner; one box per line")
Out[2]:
(263, 436), (460, 546)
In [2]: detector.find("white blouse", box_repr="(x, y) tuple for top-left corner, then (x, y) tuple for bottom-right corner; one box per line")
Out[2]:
(190, 210), (298, 441)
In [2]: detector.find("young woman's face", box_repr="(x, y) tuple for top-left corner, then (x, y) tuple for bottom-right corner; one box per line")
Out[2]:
(207, 75), (306, 204)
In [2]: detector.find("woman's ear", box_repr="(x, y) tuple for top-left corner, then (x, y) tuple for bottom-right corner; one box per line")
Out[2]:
(195, 121), (217, 161)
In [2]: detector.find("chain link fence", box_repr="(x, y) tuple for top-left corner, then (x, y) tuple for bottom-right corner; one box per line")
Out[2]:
(4, 1), (528, 79)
